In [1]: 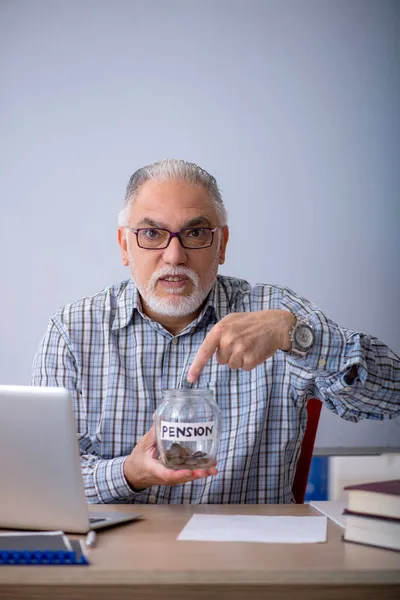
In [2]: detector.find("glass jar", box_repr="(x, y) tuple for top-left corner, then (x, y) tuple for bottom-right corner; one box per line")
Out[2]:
(155, 389), (221, 470)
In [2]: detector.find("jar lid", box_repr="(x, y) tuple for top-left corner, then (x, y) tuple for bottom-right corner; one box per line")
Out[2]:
(162, 388), (214, 400)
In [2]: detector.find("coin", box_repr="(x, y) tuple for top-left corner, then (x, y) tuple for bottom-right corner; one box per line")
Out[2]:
(169, 443), (182, 458)
(192, 451), (207, 458)
(183, 458), (198, 467)
(169, 457), (186, 466)
(162, 442), (212, 470)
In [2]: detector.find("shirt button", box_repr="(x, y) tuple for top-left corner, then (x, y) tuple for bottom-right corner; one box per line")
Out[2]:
(149, 495), (157, 504)
(344, 386), (351, 392)
(318, 359), (327, 368)
(171, 338), (179, 345)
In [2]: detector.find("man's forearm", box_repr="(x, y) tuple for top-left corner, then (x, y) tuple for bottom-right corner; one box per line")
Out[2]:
(81, 454), (142, 504)
(281, 287), (400, 420)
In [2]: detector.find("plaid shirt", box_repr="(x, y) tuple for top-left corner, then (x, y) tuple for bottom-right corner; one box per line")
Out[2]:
(32, 276), (400, 504)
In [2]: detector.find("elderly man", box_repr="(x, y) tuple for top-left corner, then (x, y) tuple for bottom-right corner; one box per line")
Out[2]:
(32, 159), (400, 504)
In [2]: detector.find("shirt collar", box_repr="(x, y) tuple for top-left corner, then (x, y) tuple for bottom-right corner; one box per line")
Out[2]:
(111, 279), (141, 331)
(201, 276), (229, 322)
(111, 275), (231, 331)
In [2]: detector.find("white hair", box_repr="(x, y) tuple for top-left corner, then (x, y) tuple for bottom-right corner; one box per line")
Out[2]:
(118, 158), (228, 227)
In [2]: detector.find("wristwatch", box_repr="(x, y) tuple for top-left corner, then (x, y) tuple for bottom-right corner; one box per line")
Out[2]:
(288, 315), (315, 358)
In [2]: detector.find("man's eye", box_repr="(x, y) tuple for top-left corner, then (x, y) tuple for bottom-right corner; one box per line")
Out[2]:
(187, 228), (206, 237)
(144, 229), (161, 239)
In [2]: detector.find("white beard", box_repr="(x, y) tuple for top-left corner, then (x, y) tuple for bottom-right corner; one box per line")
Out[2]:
(130, 260), (219, 318)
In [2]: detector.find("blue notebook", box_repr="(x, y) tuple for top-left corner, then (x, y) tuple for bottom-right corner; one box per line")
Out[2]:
(0, 532), (89, 565)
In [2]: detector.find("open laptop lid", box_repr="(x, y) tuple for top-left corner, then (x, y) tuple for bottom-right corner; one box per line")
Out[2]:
(0, 385), (141, 533)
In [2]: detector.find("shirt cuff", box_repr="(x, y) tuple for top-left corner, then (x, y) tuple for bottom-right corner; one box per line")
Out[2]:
(285, 311), (369, 386)
(93, 456), (142, 503)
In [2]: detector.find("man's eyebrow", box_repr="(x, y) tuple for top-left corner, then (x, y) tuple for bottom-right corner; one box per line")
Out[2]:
(136, 216), (213, 229)
(136, 218), (165, 228)
(183, 216), (212, 228)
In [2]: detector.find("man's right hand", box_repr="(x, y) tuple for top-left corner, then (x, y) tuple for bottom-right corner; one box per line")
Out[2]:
(123, 424), (218, 491)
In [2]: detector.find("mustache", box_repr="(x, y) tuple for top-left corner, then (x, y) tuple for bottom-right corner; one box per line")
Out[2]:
(147, 266), (199, 292)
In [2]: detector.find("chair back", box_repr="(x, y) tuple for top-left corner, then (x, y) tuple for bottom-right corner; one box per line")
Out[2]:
(292, 398), (322, 503)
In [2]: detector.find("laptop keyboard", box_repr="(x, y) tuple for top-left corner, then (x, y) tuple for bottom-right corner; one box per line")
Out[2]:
(89, 517), (107, 524)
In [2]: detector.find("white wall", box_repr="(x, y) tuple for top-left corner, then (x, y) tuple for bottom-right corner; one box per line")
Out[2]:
(329, 455), (400, 500)
(1, 0), (399, 449)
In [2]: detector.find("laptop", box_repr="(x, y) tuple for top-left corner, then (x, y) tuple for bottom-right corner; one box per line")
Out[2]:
(0, 385), (142, 533)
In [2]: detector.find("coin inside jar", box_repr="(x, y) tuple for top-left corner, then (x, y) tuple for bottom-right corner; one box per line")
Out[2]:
(162, 442), (212, 470)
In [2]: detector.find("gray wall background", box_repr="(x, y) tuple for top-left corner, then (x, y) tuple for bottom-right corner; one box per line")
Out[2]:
(1, 0), (399, 451)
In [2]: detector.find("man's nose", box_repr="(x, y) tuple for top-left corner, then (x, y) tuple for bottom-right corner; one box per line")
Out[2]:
(161, 235), (187, 264)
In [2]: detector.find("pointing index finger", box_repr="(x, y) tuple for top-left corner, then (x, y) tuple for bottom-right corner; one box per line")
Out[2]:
(187, 328), (220, 383)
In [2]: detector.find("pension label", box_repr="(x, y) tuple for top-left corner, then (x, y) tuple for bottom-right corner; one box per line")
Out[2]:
(160, 421), (215, 441)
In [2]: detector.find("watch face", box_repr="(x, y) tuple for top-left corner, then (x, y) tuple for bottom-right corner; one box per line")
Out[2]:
(295, 326), (314, 350)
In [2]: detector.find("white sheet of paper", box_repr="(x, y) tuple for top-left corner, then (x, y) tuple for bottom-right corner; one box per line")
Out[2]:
(177, 514), (327, 543)
(309, 500), (347, 528)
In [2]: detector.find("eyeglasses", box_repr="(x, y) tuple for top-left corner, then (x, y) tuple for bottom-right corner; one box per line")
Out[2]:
(125, 227), (219, 250)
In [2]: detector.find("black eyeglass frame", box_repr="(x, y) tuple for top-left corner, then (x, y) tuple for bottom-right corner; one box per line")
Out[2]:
(125, 226), (220, 250)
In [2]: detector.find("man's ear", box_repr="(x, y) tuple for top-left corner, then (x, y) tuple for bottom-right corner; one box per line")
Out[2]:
(117, 228), (129, 266)
(218, 226), (229, 265)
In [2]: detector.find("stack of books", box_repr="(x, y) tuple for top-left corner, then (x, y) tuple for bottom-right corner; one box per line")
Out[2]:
(343, 479), (400, 552)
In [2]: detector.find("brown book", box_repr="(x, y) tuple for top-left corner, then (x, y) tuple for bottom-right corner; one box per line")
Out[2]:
(343, 479), (400, 520)
(343, 509), (400, 552)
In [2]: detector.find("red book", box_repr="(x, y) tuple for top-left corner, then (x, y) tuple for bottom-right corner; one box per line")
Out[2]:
(343, 479), (400, 520)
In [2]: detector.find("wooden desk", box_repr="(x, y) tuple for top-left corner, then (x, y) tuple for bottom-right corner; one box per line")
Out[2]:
(1, 504), (399, 600)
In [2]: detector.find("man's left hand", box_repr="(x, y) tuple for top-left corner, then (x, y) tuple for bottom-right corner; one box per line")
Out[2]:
(187, 310), (296, 383)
